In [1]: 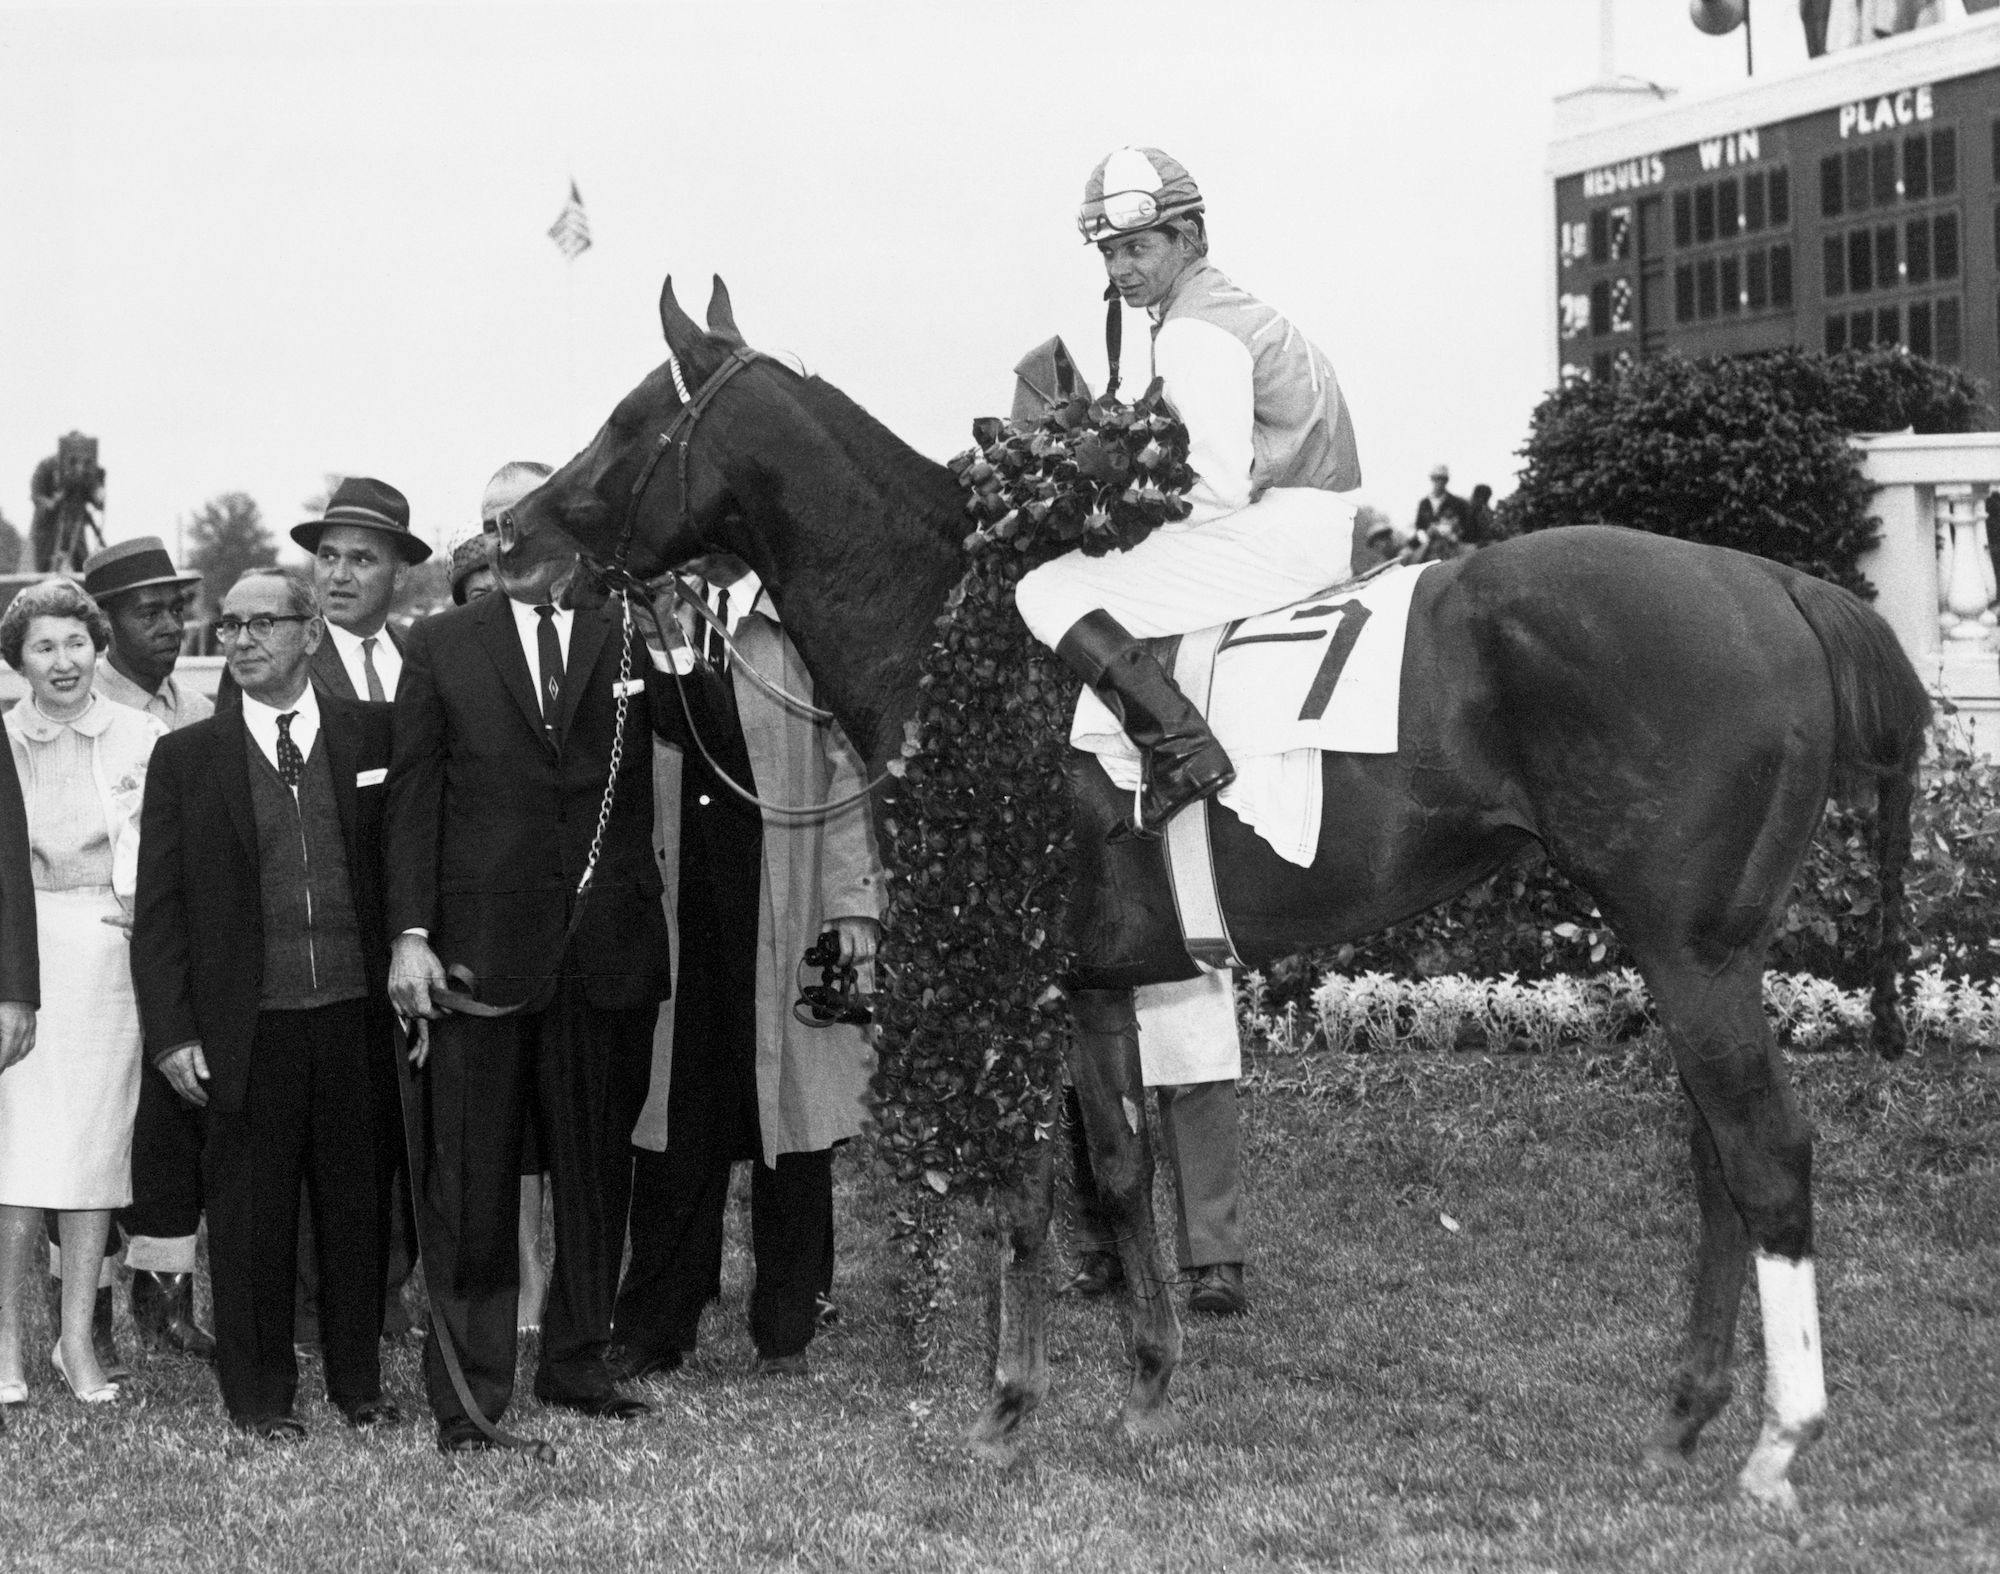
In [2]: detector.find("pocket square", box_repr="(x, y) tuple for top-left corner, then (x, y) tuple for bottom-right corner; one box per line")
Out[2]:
(614, 677), (646, 698)
(355, 767), (387, 787)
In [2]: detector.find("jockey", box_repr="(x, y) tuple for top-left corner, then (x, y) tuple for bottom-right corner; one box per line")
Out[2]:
(1015, 146), (1363, 838)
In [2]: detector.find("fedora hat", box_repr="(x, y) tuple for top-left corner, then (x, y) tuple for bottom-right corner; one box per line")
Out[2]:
(81, 536), (201, 603)
(292, 476), (433, 563)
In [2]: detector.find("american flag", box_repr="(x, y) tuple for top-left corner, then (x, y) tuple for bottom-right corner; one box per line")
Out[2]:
(547, 180), (591, 260)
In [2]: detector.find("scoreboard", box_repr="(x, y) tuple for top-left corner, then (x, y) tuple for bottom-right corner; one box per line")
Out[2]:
(1549, 15), (2000, 399)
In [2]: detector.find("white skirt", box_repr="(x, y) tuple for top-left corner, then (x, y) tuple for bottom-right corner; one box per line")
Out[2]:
(0, 887), (141, 1209)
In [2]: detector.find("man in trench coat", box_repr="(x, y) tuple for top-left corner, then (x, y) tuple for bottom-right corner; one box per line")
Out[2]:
(610, 561), (883, 1377)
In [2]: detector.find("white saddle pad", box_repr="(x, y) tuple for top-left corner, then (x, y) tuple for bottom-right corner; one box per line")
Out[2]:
(1072, 563), (1431, 865)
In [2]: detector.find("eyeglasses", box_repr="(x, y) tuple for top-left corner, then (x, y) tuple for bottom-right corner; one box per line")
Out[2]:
(1078, 188), (1162, 240)
(212, 614), (312, 644)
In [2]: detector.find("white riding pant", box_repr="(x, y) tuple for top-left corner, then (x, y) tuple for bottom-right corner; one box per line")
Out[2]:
(1015, 487), (1358, 646)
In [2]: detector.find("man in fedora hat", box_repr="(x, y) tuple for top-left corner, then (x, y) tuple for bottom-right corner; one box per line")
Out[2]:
(68, 537), (219, 1362)
(218, 477), (430, 711)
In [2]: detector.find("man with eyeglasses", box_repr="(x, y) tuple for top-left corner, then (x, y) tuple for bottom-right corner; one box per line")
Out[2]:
(67, 538), (217, 1368)
(131, 568), (402, 1441)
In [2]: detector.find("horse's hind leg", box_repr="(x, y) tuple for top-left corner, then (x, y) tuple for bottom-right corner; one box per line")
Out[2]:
(1648, 962), (1823, 1512)
(1647, 1091), (1750, 1467)
(969, 1139), (1054, 1464)
(1070, 988), (1182, 1441)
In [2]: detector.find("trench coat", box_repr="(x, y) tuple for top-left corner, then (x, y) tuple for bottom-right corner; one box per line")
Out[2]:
(633, 602), (885, 1166)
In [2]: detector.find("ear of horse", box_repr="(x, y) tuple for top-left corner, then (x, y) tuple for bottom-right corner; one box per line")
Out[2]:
(659, 275), (710, 367)
(705, 276), (746, 348)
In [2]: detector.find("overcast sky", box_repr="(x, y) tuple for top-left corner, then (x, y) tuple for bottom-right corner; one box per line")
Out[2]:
(0, 0), (1811, 565)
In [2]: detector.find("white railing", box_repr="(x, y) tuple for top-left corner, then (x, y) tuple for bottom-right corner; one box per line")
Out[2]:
(1853, 431), (2000, 753)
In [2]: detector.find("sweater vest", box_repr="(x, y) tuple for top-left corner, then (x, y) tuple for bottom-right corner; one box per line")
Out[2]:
(246, 732), (368, 1010)
(1155, 261), (1363, 497)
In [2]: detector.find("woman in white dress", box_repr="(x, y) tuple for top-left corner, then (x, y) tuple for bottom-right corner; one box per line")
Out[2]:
(0, 579), (164, 1405)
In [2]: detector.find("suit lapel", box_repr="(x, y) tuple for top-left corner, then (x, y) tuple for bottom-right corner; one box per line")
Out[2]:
(311, 639), (359, 700)
(475, 593), (551, 747)
(321, 701), (359, 860)
(552, 606), (611, 743)
(214, 708), (258, 863)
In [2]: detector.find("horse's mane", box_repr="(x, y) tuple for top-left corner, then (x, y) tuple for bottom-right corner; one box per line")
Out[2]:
(792, 373), (967, 549)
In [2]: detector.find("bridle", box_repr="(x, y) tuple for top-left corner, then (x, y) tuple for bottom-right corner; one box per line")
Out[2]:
(569, 343), (901, 821)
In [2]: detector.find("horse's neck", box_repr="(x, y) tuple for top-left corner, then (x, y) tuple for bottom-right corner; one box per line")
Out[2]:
(738, 402), (965, 769)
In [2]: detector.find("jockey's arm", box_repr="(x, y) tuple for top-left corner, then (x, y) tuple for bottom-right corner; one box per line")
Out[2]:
(1152, 317), (1255, 524)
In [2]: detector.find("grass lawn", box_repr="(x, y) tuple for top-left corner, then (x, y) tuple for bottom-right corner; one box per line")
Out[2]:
(2, 1035), (1995, 1572)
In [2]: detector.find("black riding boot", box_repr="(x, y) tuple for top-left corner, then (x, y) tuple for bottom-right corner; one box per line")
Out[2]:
(131, 1271), (216, 1361)
(1055, 610), (1234, 839)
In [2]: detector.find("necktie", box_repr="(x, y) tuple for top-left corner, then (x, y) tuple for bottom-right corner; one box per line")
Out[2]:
(535, 605), (565, 724)
(361, 635), (387, 703)
(275, 711), (304, 788)
(706, 587), (730, 670)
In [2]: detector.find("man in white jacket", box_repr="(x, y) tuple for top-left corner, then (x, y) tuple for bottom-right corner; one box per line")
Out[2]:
(1015, 145), (1362, 840)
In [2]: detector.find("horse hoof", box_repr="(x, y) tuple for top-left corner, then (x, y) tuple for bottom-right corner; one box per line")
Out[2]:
(1735, 1473), (1802, 1521)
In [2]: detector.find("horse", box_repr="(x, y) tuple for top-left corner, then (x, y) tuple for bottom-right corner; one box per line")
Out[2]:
(501, 274), (1929, 1513)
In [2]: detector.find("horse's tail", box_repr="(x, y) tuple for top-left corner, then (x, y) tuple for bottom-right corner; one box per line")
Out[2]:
(1770, 566), (1930, 1060)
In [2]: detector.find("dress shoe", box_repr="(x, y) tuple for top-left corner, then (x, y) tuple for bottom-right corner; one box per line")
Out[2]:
(604, 1341), (682, 1383)
(534, 1387), (650, 1421)
(246, 1414), (307, 1443)
(1187, 1262), (1248, 1317)
(50, 1343), (119, 1404)
(341, 1398), (404, 1430)
(44, 1277), (129, 1382)
(131, 1270), (216, 1362)
(437, 1416), (494, 1454)
(755, 1352), (809, 1378)
(1063, 1252), (1126, 1298)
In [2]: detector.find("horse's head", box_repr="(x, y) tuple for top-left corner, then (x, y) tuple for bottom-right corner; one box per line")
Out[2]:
(499, 273), (760, 592)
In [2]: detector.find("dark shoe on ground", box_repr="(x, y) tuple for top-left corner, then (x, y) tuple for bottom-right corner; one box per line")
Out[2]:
(755, 1352), (809, 1378)
(92, 1285), (131, 1382)
(535, 1387), (651, 1421)
(604, 1341), (683, 1383)
(437, 1416), (493, 1454)
(341, 1398), (404, 1429)
(1187, 1262), (1248, 1317)
(1064, 1252), (1126, 1298)
(131, 1271), (216, 1362)
(246, 1414), (306, 1444)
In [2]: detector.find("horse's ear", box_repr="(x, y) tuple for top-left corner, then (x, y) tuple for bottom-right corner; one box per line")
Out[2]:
(659, 275), (706, 360)
(705, 275), (745, 347)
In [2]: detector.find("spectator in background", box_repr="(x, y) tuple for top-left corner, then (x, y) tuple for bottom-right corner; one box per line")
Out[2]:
(0, 580), (165, 1406)
(1350, 505), (1400, 575)
(1413, 465), (1469, 558)
(79, 537), (217, 1366)
(1463, 483), (1498, 548)
(450, 536), (499, 607)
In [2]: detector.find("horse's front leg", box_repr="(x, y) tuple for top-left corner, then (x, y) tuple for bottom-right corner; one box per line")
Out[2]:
(969, 1138), (1054, 1464)
(1071, 987), (1182, 1442)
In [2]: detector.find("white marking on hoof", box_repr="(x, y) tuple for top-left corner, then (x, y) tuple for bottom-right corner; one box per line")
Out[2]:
(1741, 1252), (1826, 1511)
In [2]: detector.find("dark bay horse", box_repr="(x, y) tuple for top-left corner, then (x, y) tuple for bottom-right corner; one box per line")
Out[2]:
(503, 276), (1929, 1512)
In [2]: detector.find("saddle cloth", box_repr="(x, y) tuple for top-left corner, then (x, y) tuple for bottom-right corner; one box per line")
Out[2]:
(1071, 562), (1431, 866)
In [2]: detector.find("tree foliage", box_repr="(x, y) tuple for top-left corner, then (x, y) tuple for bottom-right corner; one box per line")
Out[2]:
(182, 492), (278, 610)
(1501, 348), (1988, 598)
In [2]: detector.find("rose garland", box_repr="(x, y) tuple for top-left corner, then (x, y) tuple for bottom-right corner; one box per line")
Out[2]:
(871, 380), (1195, 1195)
(866, 381), (1194, 1360)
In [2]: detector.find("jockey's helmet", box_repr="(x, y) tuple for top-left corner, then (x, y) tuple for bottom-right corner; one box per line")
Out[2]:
(1077, 147), (1204, 244)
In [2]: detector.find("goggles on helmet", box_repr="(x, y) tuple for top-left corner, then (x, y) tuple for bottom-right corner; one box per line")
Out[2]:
(1077, 189), (1204, 245)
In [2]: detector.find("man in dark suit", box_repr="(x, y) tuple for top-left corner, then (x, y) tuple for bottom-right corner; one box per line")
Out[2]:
(216, 476), (425, 708)
(132, 568), (402, 1441)
(387, 529), (673, 1453)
